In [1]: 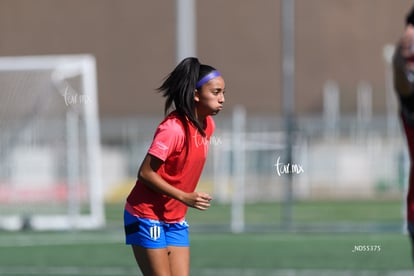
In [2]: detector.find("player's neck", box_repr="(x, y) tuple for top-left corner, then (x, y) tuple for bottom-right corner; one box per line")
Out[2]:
(195, 110), (206, 128)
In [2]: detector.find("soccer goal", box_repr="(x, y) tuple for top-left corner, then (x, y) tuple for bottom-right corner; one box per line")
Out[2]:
(0, 55), (105, 230)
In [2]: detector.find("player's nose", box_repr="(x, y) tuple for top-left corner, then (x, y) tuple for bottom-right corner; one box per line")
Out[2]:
(218, 93), (225, 103)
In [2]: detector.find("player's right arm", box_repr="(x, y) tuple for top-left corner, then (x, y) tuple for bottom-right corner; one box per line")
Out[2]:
(137, 153), (212, 211)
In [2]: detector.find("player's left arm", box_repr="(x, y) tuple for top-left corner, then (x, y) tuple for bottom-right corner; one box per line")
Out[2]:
(138, 153), (212, 211)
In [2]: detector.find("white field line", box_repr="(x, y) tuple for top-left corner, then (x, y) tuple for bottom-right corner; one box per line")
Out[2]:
(0, 267), (412, 276)
(0, 266), (136, 275)
(194, 269), (414, 276)
(0, 232), (123, 247)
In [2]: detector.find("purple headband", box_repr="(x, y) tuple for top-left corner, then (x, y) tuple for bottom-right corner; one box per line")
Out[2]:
(196, 70), (221, 89)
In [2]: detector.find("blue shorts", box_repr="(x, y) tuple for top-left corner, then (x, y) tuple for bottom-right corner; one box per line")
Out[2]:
(124, 210), (189, 248)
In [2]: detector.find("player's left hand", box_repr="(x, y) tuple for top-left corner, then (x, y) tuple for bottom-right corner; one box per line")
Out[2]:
(182, 191), (212, 211)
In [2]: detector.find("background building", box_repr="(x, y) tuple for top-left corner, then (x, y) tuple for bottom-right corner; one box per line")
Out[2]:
(0, 0), (411, 116)
(0, 0), (411, 227)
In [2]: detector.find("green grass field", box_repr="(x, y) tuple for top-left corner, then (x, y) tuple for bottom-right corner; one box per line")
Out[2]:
(0, 200), (412, 276)
(108, 200), (404, 224)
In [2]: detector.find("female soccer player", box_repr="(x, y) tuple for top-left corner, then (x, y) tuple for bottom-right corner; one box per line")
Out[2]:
(124, 57), (225, 275)
(393, 5), (414, 262)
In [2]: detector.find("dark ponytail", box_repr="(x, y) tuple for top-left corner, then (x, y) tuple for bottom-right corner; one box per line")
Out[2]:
(157, 57), (216, 137)
(407, 6), (414, 26)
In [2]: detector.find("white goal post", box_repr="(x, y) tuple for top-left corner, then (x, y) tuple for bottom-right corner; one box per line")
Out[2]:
(0, 54), (105, 230)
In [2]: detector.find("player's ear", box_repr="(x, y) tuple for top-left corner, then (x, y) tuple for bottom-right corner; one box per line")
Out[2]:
(194, 89), (200, 102)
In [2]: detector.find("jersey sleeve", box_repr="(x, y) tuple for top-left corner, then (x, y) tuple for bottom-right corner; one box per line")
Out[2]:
(147, 118), (185, 162)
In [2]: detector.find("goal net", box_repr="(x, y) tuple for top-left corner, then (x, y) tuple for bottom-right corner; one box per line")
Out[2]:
(0, 55), (105, 230)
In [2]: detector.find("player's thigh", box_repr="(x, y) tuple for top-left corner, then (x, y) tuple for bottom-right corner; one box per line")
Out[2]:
(164, 220), (190, 275)
(132, 245), (171, 276)
(167, 246), (190, 276)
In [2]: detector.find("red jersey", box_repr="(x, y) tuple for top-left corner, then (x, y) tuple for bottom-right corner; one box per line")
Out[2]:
(126, 111), (215, 223)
